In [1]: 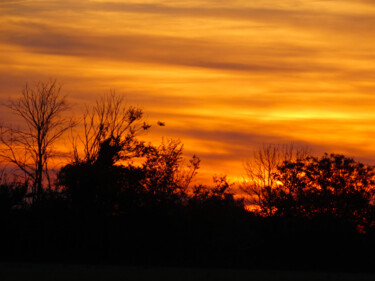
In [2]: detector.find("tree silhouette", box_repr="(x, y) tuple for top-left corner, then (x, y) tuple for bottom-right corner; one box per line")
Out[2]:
(0, 169), (27, 214)
(241, 144), (309, 215)
(4, 82), (375, 271)
(60, 92), (150, 215)
(272, 154), (375, 228)
(0, 80), (74, 202)
(71, 91), (150, 165)
(140, 139), (200, 204)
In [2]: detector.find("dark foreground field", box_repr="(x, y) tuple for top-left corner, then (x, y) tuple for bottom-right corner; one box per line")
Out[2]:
(1, 263), (375, 281)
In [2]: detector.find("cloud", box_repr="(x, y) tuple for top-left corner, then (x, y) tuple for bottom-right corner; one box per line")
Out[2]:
(1, 21), (340, 75)
(1, 0), (375, 181)
(3, 0), (375, 37)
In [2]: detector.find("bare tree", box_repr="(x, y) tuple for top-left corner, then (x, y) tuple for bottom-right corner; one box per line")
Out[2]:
(240, 143), (310, 214)
(0, 80), (74, 202)
(71, 91), (151, 165)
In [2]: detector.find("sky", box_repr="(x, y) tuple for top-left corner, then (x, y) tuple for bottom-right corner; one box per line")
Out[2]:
(1, 0), (375, 183)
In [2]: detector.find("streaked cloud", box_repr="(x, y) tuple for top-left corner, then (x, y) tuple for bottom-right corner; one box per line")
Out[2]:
(1, 0), (375, 182)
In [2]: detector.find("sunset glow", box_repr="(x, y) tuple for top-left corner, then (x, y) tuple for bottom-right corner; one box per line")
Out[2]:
(1, 0), (375, 182)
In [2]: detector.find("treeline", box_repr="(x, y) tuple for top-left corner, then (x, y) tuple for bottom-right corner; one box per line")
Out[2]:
(1, 81), (375, 271)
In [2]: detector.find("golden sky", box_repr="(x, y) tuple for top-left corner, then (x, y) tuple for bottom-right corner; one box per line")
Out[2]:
(1, 0), (375, 183)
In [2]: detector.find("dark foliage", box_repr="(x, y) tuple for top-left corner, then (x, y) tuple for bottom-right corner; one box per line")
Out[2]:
(2, 139), (375, 272)
(2, 89), (375, 271)
(0, 181), (27, 215)
(268, 154), (375, 229)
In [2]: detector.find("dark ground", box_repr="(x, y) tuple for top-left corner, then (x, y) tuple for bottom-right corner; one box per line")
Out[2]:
(1, 263), (375, 281)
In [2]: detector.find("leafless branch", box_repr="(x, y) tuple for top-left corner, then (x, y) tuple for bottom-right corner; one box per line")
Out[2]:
(0, 80), (75, 202)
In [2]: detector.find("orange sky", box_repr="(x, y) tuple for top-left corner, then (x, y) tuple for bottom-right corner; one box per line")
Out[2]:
(1, 0), (375, 183)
